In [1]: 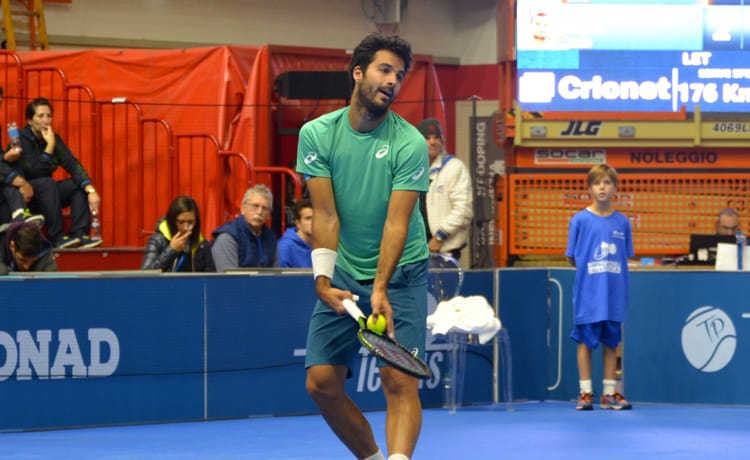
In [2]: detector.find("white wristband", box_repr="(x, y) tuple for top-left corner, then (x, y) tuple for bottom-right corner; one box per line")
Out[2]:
(311, 248), (337, 280)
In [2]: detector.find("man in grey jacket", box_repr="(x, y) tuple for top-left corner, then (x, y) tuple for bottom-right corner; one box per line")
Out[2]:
(417, 118), (473, 261)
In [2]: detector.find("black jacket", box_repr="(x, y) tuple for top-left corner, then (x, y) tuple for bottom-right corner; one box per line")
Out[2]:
(12, 124), (93, 188)
(141, 219), (215, 272)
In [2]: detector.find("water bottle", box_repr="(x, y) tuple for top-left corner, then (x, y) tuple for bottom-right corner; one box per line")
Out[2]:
(442, 373), (452, 409)
(736, 230), (746, 270)
(90, 213), (102, 241)
(7, 122), (20, 149)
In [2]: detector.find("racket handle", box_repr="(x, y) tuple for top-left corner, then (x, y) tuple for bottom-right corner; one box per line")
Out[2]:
(342, 298), (365, 321)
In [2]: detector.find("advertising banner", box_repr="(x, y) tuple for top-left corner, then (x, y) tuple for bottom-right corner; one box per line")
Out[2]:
(470, 115), (505, 268)
(516, 1), (750, 113)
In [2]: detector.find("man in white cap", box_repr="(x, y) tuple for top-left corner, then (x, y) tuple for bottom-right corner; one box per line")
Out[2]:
(417, 118), (473, 261)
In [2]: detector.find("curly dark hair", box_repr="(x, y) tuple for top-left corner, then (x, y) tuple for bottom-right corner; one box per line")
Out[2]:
(348, 33), (413, 91)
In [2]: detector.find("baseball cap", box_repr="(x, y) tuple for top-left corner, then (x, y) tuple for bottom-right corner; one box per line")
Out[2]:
(417, 118), (444, 141)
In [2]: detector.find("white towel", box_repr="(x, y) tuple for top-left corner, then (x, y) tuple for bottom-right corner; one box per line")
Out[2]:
(426, 295), (502, 344)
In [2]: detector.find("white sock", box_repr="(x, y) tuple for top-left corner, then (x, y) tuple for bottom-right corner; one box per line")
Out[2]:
(388, 455), (410, 460)
(579, 379), (592, 394)
(603, 379), (617, 395)
(364, 450), (386, 460)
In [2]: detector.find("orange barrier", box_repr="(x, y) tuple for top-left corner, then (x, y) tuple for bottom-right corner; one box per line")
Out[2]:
(508, 173), (750, 257)
(0, 45), (443, 250)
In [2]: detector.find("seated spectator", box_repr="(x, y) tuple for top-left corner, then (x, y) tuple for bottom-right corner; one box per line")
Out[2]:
(716, 207), (740, 236)
(141, 195), (215, 272)
(0, 86), (45, 229)
(211, 184), (278, 272)
(278, 198), (313, 267)
(14, 97), (102, 249)
(0, 221), (56, 274)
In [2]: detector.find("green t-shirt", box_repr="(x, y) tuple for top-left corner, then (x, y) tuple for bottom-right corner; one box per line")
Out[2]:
(297, 107), (429, 279)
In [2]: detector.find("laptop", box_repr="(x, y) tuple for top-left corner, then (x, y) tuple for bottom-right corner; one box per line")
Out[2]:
(685, 234), (737, 265)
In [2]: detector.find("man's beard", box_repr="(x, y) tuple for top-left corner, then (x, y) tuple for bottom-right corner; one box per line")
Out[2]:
(356, 83), (391, 119)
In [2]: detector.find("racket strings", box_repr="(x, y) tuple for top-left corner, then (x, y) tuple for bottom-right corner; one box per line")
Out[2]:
(360, 331), (431, 378)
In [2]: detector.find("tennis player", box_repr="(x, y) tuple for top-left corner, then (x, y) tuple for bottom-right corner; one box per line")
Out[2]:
(297, 33), (430, 460)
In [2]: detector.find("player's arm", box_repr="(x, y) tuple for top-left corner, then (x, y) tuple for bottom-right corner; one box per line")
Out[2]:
(307, 176), (350, 312)
(371, 189), (419, 336)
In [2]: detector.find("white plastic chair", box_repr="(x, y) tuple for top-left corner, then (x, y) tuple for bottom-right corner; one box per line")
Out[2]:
(427, 252), (513, 413)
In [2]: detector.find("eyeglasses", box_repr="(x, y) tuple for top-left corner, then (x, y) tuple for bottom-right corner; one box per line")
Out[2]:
(244, 202), (271, 212)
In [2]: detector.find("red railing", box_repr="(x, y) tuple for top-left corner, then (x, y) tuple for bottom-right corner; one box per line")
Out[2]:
(0, 51), (24, 124)
(2, 54), (304, 247)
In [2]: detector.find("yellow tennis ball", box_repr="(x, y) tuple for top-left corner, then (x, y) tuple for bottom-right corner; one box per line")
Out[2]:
(366, 314), (386, 334)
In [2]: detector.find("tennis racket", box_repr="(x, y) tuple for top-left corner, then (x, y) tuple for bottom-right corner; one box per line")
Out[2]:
(342, 298), (432, 379)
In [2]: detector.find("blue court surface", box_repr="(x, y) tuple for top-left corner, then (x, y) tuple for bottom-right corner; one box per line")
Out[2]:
(2, 402), (749, 459)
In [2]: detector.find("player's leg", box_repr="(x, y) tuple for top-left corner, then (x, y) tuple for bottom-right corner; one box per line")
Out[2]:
(381, 367), (421, 457)
(572, 323), (596, 381)
(577, 342), (593, 380)
(603, 344), (617, 381)
(601, 320), (621, 381)
(600, 321), (631, 409)
(380, 259), (428, 458)
(305, 269), (380, 458)
(306, 364), (381, 458)
(571, 323), (598, 410)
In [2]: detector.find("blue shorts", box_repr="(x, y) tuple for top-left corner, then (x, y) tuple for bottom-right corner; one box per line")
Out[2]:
(570, 321), (622, 349)
(304, 259), (428, 378)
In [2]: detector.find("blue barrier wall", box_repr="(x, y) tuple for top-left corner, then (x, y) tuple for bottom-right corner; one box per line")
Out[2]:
(1, 277), (206, 429)
(625, 270), (750, 405)
(0, 272), (495, 431)
(5, 268), (747, 431)
(502, 268), (750, 405)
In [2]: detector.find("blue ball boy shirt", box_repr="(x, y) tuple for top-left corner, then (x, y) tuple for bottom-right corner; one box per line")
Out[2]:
(565, 209), (634, 325)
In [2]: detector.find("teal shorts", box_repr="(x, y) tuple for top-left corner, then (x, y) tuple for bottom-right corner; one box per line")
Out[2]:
(304, 259), (428, 378)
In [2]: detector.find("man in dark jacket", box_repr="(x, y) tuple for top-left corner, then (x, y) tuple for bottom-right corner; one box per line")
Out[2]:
(12, 97), (102, 249)
(0, 221), (57, 274)
(211, 184), (278, 272)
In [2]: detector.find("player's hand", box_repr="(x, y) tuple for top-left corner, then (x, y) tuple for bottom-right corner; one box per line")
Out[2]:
(315, 277), (356, 314)
(370, 289), (395, 339)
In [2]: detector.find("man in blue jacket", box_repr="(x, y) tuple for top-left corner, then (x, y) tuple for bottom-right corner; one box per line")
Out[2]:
(278, 198), (313, 267)
(211, 184), (278, 272)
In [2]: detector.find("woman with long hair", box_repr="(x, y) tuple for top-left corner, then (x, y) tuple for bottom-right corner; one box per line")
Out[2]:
(141, 195), (215, 272)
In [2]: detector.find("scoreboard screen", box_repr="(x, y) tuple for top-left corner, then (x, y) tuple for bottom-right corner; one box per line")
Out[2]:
(516, 0), (750, 113)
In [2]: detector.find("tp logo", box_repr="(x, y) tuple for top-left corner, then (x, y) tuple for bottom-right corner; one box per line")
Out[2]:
(681, 306), (737, 372)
